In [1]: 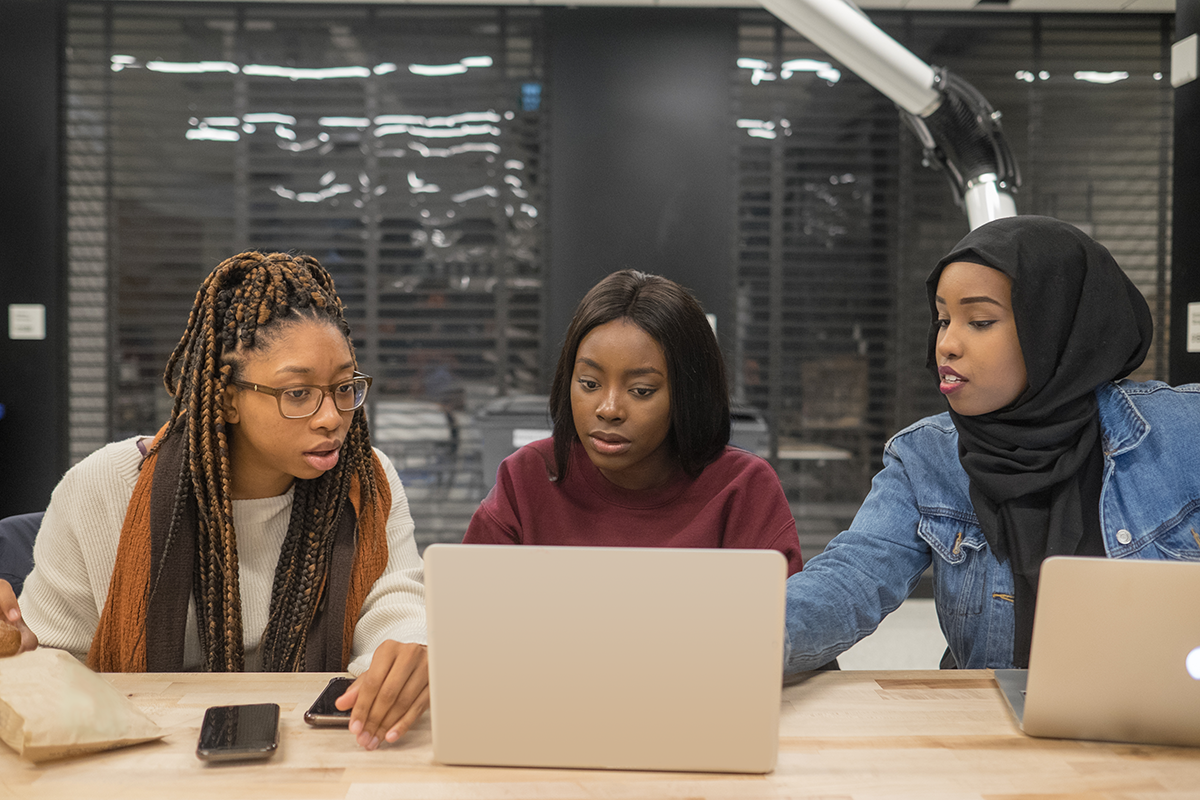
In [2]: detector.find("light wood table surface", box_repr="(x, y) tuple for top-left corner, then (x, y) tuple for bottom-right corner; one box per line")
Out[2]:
(4, 669), (1200, 799)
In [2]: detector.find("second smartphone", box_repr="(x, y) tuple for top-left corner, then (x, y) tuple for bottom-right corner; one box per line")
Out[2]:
(304, 676), (355, 727)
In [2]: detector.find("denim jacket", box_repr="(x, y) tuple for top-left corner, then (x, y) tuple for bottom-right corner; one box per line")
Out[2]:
(784, 380), (1200, 673)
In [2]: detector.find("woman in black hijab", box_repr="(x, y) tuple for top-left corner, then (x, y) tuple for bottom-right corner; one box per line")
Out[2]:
(929, 215), (1152, 667)
(784, 215), (1197, 673)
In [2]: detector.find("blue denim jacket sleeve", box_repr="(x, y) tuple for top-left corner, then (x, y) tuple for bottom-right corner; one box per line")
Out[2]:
(782, 419), (943, 673)
(782, 380), (1200, 675)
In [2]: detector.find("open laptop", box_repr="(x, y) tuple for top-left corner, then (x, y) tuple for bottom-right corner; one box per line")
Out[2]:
(423, 544), (786, 773)
(995, 556), (1200, 747)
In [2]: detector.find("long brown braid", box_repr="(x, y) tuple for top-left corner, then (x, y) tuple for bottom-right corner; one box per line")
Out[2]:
(153, 251), (381, 672)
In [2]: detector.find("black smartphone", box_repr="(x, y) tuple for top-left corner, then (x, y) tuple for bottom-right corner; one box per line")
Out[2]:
(196, 703), (280, 761)
(303, 676), (355, 727)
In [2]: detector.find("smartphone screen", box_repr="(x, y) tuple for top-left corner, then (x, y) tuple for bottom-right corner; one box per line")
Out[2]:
(196, 703), (280, 761)
(304, 676), (355, 727)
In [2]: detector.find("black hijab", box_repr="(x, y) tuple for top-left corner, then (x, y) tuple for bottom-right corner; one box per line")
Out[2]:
(925, 215), (1152, 667)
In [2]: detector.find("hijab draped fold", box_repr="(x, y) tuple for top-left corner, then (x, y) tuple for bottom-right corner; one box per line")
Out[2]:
(925, 215), (1152, 667)
(87, 423), (390, 673)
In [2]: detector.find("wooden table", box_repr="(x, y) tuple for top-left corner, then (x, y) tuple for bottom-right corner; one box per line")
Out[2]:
(4, 670), (1200, 799)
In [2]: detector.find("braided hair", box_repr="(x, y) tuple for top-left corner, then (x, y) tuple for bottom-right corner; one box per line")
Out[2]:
(155, 251), (380, 672)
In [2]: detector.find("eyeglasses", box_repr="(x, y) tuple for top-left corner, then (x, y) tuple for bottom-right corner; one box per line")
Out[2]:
(231, 372), (373, 419)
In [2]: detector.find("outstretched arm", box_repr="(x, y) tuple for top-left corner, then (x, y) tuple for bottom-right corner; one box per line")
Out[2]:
(341, 449), (430, 749)
(782, 445), (934, 673)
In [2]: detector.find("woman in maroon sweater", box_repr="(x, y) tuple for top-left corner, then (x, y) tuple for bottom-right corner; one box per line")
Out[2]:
(463, 270), (803, 575)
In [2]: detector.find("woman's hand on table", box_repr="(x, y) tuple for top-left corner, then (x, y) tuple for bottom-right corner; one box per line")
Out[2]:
(0, 579), (38, 656)
(336, 640), (429, 750)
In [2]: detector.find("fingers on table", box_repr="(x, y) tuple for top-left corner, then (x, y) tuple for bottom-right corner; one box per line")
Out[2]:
(353, 643), (429, 749)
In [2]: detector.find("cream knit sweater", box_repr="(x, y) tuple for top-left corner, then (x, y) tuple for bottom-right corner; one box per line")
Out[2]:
(19, 436), (427, 674)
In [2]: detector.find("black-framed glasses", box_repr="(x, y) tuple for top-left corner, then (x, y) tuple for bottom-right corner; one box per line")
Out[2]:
(231, 372), (373, 419)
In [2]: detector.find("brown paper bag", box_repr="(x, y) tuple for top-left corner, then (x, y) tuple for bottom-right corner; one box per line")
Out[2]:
(0, 648), (165, 762)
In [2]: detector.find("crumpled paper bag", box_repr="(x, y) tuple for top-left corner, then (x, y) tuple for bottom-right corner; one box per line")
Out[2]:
(0, 648), (165, 762)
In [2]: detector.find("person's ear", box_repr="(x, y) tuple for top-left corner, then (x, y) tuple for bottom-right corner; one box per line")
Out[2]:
(222, 384), (240, 424)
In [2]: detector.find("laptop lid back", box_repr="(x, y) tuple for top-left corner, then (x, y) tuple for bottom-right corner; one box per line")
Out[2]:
(424, 544), (786, 773)
(1022, 556), (1200, 747)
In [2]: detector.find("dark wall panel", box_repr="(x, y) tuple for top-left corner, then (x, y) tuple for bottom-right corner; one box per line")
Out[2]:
(0, 0), (64, 518)
(545, 8), (738, 365)
(1171, 0), (1200, 383)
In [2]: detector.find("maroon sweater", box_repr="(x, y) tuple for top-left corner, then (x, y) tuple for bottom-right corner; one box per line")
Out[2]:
(463, 439), (803, 575)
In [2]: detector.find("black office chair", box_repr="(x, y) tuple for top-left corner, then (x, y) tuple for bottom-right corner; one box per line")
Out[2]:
(0, 511), (43, 597)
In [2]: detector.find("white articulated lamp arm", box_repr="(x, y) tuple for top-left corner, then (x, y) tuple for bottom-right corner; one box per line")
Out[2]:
(757, 0), (1019, 229)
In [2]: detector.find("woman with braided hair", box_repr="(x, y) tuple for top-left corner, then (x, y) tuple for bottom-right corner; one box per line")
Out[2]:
(0, 251), (428, 750)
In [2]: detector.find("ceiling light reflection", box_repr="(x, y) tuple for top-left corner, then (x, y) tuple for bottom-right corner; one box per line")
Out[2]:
(148, 61), (238, 74)
(272, 183), (352, 203)
(244, 64), (371, 80)
(319, 117), (371, 128)
(1074, 70), (1129, 84)
(409, 56), (493, 77)
(186, 128), (239, 142)
(121, 56), (493, 83)
(376, 115), (428, 126)
(738, 119), (777, 138)
(410, 64), (468, 77)
(780, 58), (841, 83)
(384, 124), (501, 139)
(451, 186), (500, 204)
(739, 57), (838, 85)
(738, 58), (771, 70)
(244, 113), (296, 125)
(408, 171), (441, 194)
(375, 125), (409, 137)
(183, 106), (506, 147)
(409, 142), (502, 158)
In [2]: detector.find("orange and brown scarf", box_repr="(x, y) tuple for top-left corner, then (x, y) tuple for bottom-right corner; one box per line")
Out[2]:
(87, 424), (389, 672)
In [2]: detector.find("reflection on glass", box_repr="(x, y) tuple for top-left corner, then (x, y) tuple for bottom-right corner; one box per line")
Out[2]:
(738, 56), (839, 85)
(147, 60), (238, 74)
(737, 118), (776, 140)
(1074, 70), (1129, 85)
